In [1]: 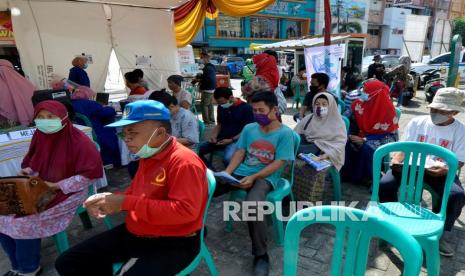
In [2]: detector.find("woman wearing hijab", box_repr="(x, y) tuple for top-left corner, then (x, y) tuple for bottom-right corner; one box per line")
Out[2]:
(68, 56), (90, 87)
(295, 92), (347, 171)
(253, 53), (279, 92)
(341, 79), (399, 185)
(242, 59), (256, 82)
(0, 59), (35, 127)
(71, 88), (121, 166)
(0, 101), (103, 276)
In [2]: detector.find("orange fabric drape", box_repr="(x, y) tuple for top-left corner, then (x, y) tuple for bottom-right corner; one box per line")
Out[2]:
(174, 0), (275, 48)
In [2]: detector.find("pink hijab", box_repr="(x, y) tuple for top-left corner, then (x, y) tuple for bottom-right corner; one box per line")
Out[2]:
(0, 59), (35, 125)
(51, 77), (96, 100)
(71, 86), (96, 100)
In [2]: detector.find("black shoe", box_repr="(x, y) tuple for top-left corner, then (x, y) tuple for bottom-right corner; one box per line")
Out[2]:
(253, 254), (270, 276)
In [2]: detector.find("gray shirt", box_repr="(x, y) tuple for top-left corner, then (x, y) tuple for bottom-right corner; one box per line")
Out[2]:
(171, 107), (199, 150)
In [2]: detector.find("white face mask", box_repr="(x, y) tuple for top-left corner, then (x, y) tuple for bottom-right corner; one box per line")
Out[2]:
(135, 128), (170, 159)
(430, 112), (450, 125)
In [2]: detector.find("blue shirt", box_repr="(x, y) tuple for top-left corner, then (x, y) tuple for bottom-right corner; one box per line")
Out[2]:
(234, 123), (295, 188)
(69, 66), (90, 87)
(217, 100), (255, 140)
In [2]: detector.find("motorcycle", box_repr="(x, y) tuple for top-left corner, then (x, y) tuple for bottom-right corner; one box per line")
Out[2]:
(385, 67), (415, 106)
(420, 69), (442, 88)
(424, 77), (446, 104)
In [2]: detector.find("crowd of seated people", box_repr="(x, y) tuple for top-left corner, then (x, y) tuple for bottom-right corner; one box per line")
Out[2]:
(3, 49), (465, 276)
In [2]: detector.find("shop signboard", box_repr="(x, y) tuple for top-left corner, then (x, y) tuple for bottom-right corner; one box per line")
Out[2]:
(0, 12), (14, 45)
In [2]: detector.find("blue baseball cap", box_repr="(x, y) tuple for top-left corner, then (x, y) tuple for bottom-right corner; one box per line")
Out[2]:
(106, 100), (170, 127)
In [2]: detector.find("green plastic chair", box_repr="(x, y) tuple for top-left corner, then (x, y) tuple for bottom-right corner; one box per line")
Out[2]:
(176, 169), (218, 276)
(74, 112), (98, 143)
(53, 184), (114, 254)
(186, 86), (199, 115)
(337, 98), (346, 115)
(284, 206), (423, 276)
(395, 107), (402, 121)
(112, 170), (218, 276)
(367, 141), (458, 276)
(224, 132), (301, 247)
(291, 83), (307, 109)
(196, 120), (205, 154)
(327, 115), (350, 201)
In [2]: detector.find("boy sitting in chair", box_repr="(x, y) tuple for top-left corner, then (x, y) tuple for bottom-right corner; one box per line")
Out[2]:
(214, 92), (295, 276)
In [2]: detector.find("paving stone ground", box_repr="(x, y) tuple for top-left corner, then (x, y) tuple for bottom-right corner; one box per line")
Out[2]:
(2, 89), (465, 275)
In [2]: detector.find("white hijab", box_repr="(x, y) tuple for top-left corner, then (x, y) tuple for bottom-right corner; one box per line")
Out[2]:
(295, 92), (347, 170)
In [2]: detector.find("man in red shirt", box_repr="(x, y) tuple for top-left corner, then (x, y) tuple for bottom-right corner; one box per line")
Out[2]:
(55, 100), (208, 275)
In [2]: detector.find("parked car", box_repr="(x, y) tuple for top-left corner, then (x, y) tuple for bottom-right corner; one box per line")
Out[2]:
(362, 55), (400, 78)
(411, 52), (450, 75)
(411, 50), (465, 88)
(225, 56), (245, 77)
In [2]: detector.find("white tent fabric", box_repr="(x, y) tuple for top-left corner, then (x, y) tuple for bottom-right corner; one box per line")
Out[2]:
(9, 0), (180, 92)
(26, 0), (189, 9)
(110, 5), (179, 90)
(10, 0), (113, 91)
(257, 35), (351, 50)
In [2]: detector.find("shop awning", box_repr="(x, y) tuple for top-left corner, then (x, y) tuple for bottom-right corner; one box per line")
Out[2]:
(256, 33), (367, 50)
(249, 43), (264, 50)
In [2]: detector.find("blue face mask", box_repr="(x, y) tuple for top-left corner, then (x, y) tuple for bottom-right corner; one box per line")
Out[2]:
(360, 92), (369, 101)
(82, 63), (88, 69)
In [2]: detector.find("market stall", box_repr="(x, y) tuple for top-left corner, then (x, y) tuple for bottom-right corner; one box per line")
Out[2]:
(256, 33), (368, 76)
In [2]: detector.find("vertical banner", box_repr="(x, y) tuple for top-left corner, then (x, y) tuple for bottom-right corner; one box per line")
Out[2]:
(304, 44), (345, 97)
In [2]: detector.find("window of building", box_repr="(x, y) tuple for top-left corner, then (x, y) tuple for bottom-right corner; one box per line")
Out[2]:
(285, 20), (304, 38)
(217, 15), (243, 37)
(250, 17), (280, 39)
(368, 28), (380, 36)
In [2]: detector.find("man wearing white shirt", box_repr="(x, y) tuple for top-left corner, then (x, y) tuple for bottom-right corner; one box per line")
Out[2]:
(379, 88), (465, 257)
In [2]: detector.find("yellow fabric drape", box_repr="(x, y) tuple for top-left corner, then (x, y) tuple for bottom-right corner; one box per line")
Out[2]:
(175, 0), (276, 48)
(175, 0), (206, 48)
(212, 0), (275, 17)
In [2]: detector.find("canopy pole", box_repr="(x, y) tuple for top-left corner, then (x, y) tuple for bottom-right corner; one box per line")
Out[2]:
(324, 0), (331, 46)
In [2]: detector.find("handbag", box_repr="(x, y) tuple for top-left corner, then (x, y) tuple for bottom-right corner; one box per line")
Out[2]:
(0, 176), (57, 216)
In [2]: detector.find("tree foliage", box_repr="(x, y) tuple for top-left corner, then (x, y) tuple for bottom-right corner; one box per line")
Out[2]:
(452, 17), (465, 45)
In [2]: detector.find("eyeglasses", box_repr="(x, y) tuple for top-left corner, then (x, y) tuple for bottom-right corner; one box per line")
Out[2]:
(117, 131), (139, 141)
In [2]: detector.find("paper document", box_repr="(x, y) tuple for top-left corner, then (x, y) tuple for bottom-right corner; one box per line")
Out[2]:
(214, 171), (241, 186)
